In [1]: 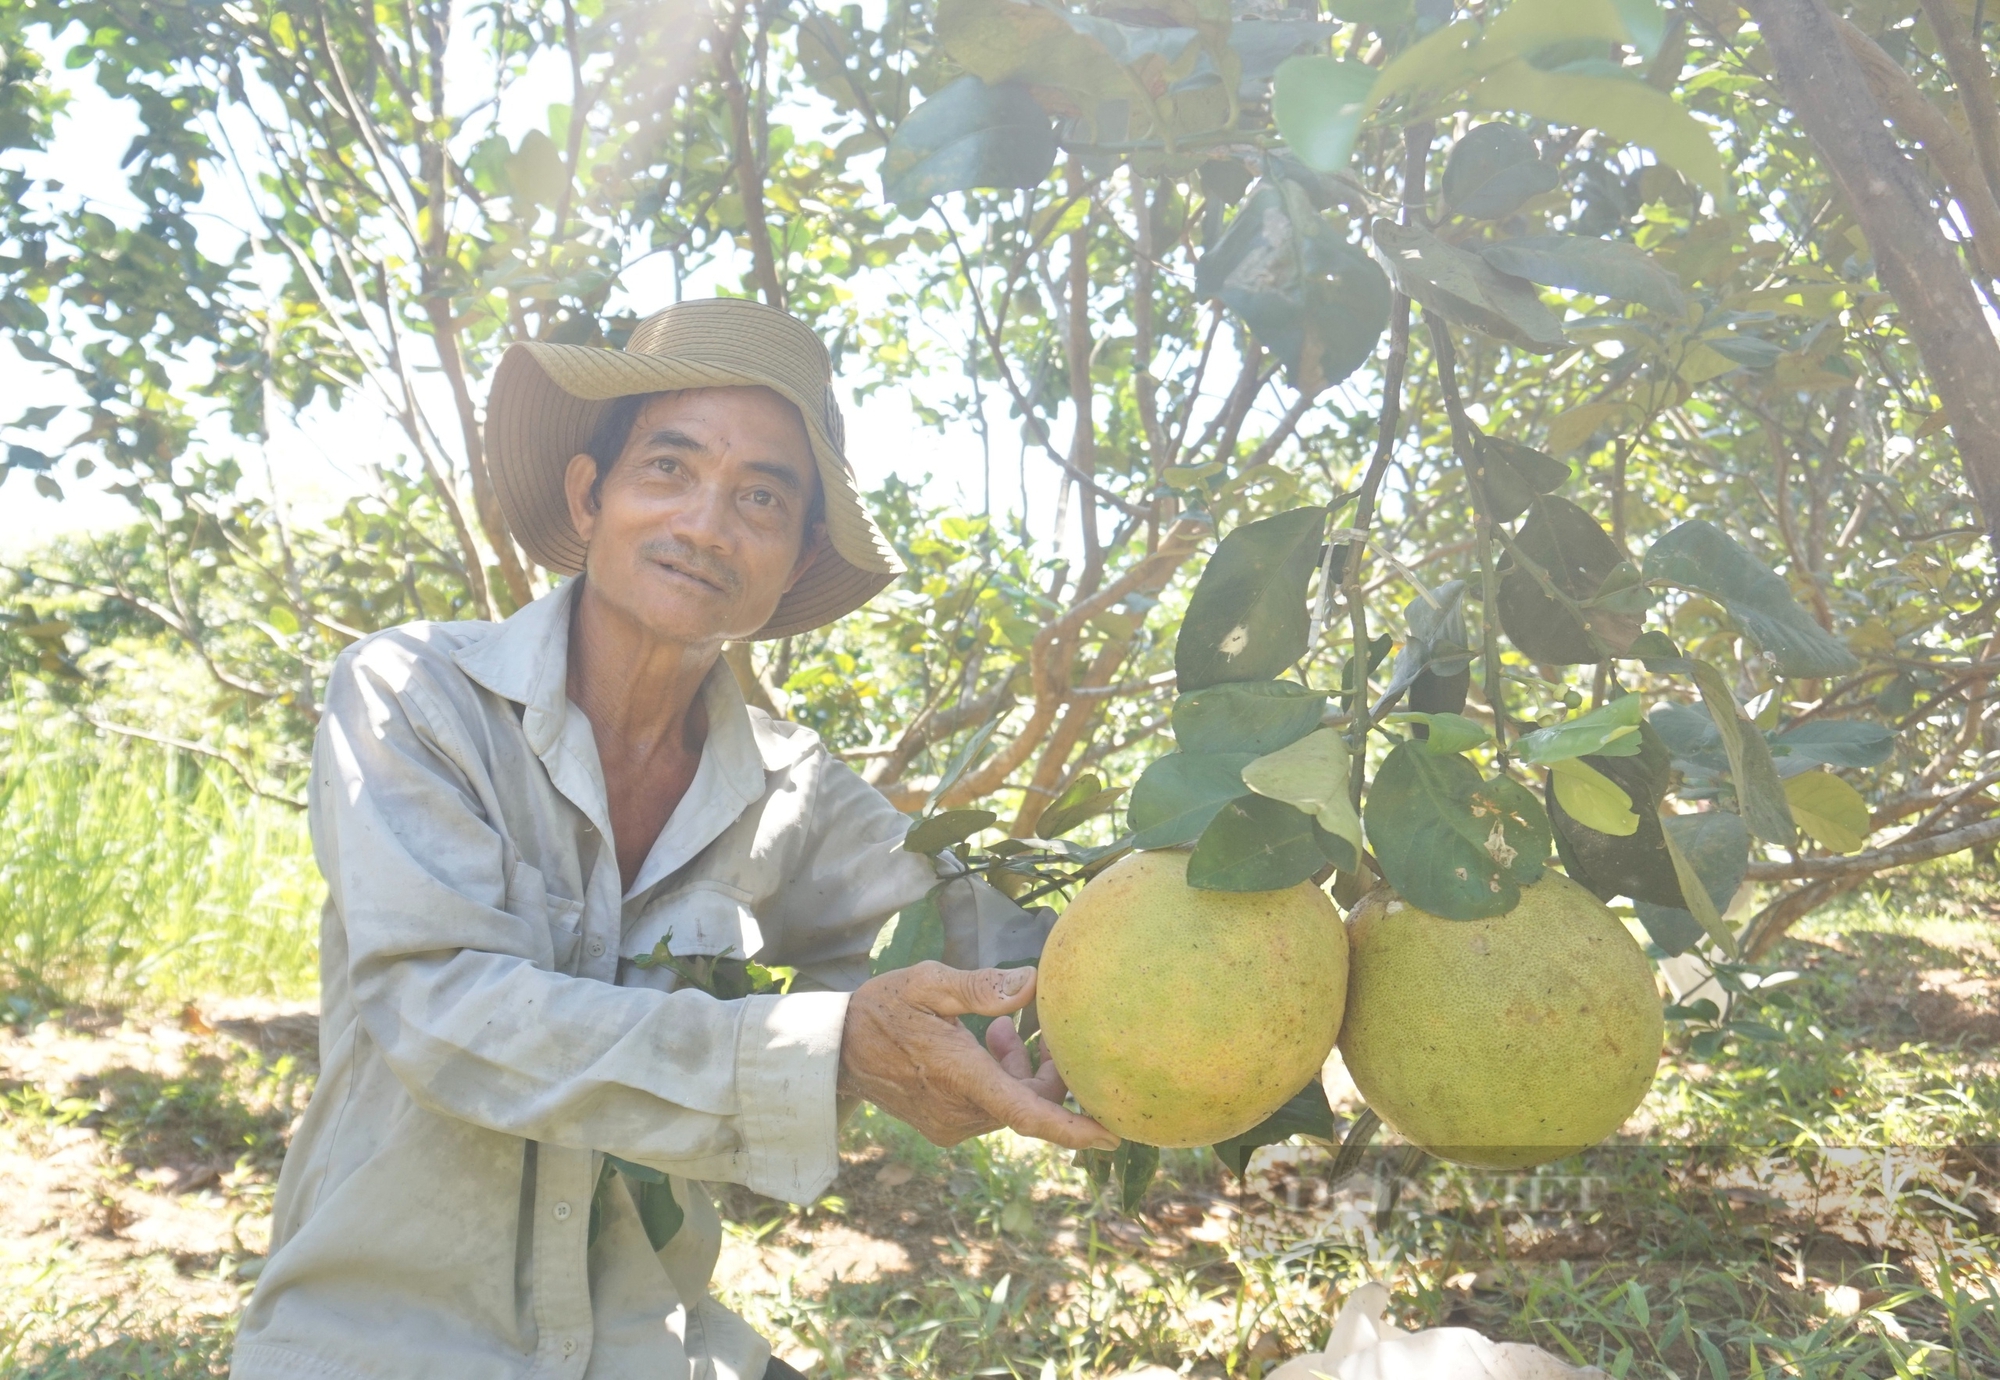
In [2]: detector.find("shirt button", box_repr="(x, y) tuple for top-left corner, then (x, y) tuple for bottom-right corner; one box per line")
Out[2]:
(586, 938), (605, 958)
(553, 1201), (572, 1221)
(562, 1338), (577, 1356)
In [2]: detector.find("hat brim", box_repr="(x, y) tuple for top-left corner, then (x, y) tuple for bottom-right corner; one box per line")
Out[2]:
(485, 341), (901, 639)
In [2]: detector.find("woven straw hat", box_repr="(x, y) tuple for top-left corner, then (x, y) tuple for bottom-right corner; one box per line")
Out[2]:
(485, 298), (903, 639)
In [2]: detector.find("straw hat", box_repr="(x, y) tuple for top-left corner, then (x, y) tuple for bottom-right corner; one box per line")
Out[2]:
(485, 298), (903, 639)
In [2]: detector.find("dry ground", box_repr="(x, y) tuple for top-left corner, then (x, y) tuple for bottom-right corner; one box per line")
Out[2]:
(3, 896), (1998, 1376)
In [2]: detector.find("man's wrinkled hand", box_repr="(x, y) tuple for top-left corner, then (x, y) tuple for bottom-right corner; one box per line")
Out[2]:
(837, 961), (1118, 1152)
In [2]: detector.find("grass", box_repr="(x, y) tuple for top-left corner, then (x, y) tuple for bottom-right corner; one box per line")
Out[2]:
(0, 713), (320, 1010)
(0, 730), (1994, 1377)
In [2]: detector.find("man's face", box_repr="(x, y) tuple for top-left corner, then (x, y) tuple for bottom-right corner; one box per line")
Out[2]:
(564, 387), (823, 645)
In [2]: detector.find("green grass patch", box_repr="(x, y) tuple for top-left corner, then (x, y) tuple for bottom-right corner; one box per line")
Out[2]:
(0, 714), (320, 1010)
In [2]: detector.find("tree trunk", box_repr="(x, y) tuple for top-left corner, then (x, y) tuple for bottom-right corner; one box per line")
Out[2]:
(1748, 0), (2000, 547)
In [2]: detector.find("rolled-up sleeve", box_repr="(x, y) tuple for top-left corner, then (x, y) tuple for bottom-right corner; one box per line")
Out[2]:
(313, 645), (846, 1203)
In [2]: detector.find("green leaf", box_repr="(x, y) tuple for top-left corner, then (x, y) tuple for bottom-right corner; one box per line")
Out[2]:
(1478, 234), (1686, 317)
(1689, 660), (1796, 846)
(1658, 810), (1746, 956)
(1186, 795), (1325, 892)
(1643, 521), (1859, 677)
(1173, 680), (1328, 756)
(1551, 757), (1638, 835)
(1211, 1079), (1337, 1176)
(1272, 55), (1379, 173)
(1128, 751), (1259, 849)
(504, 129), (567, 208)
(1441, 123), (1559, 219)
(11, 405), (61, 430)
(1633, 903), (1706, 957)
(631, 1175), (684, 1252)
(1465, 61), (1731, 205)
(1035, 773), (1127, 839)
(1117, 1140), (1159, 1213)
(1370, 218), (1567, 352)
(1706, 333), (1782, 368)
(1199, 185), (1391, 395)
(927, 715), (1002, 811)
(1232, 22), (1341, 83)
(1548, 722), (1684, 906)
(904, 808), (998, 854)
(882, 76), (1057, 203)
(1175, 507), (1328, 691)
(1515, 693), (1644, 764)
(1390, 712), (1490, 755)
(1382, 579), (1472, 702)
(1496, 496), (1637, 664)
(1472, 433), (1572, 522)
(872, 886), (948, 976)
(1240, 728), (1363, 860)
(1364, 743), (1551, 919)
(1784, 770), (1869, 854)
(1772, 720), (1894, 770)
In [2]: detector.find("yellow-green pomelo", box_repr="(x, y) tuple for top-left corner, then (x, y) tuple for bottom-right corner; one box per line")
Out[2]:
(1037, 848), (1348, 1148)
(1339, 873), (1663, 1170)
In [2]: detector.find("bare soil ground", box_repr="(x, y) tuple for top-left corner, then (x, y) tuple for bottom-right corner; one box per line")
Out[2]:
(3, 905), (1998, 1377)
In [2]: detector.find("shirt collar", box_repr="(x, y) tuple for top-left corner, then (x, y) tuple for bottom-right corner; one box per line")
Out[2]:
(451, 579), (821, 896)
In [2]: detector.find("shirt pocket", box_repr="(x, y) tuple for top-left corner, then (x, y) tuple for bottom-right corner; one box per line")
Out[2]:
(505, 857), (586, 974)
(623, 880), (763, 966)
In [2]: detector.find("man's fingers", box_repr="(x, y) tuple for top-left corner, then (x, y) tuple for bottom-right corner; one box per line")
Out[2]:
(986, 1014), (1036, 1080)
(1024, 1049), (1070, 1104)
(981, 1075), (1118, 1151)
(901, 961), (1037, 1019)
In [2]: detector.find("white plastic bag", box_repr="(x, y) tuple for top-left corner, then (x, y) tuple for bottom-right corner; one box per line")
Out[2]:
(1266, 1282), (1607, 1380)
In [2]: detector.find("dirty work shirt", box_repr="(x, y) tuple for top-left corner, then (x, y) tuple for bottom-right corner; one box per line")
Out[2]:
(232, 579), (1048, 1380)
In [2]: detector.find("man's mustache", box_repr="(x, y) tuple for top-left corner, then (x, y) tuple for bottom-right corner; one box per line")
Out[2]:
(639, 539), (740, 595)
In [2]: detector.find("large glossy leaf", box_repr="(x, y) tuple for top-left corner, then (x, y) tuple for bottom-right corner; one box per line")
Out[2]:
(1496, 496), (1635, 664)
(1784, 770), (1869, 854)
(1198, 184), (1390, 394)
(1689, 659), (1796, 846)
(1643, 521), (1859, 677)
(1549, 722), (1683, 907)
(1550, 757), (1638, 835)
(1370, 219), (1566, 352)
(1479, 234), (1686, 316)
(1241, 728), (1363, 863)
(1515, 692), (1644, 764)
(1035, 773), (1126, 839)
(1172, 680), (1327, 756)
(1187, 794), (1325, 891)
(1232, 21), (1340, 83)
(1272, 55), (1378, 173)
(1175, 507), (1328, 690)
(1772, 719), (1895, 770)
(1653, 809), (1751, 956)
(1128, 751), (1260, 849)
(872, 884), (948, 975)
(1364, 742), (1550, 919)
(1392, 711), (1490, 755)
(1472, 433), (1571, 522)
(1382, 579), (1472, 702)
(881, 76), (1057, 203)
(1465, 62), (1730, 204)
(904, 808), (998, 854)
(1441, 123), (1559, 219)
(1211, 1079), (1337, 1176)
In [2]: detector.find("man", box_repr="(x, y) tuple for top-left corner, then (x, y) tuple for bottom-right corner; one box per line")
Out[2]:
(232, 299), (1117, 1380)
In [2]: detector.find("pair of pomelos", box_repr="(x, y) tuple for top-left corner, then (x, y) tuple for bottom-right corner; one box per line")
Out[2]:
(1035, 850), (1664, 1168)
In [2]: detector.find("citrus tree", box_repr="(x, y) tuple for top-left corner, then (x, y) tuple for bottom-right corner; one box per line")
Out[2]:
(0, 0), (1996, 998)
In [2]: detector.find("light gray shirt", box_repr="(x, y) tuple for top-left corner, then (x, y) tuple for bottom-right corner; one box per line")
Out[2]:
(232, 579), (1047, 1380)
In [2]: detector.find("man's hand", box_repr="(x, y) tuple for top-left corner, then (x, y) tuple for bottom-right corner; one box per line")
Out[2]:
(838, 961), (1118, 1151)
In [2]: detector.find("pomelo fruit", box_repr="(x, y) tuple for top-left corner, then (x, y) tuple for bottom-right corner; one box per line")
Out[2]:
(1338, 872), (1663, 1169)
(1036, 848), (1348, 1147)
